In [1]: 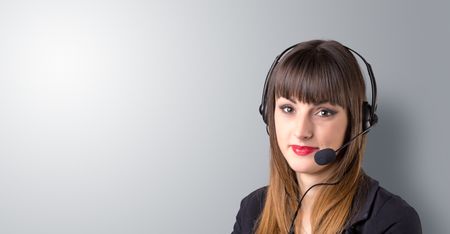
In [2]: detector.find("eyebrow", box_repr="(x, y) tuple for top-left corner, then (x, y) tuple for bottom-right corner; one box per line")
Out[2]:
(286, 97), (297, 103)
(315, 101), (330, 105)
(281, 97), (327, 105)
(280, 97), (336, 107)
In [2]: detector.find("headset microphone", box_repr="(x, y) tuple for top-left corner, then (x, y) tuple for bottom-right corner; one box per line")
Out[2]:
(314, 124), (374, 166)
(314, 148), (337, 166)
(288, 125), (374, 234)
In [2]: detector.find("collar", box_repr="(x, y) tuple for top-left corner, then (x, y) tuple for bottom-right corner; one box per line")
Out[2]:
(344, 175), (380, 229)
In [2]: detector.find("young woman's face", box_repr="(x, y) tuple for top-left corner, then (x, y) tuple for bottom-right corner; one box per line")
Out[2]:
(274, 97), (348, 175)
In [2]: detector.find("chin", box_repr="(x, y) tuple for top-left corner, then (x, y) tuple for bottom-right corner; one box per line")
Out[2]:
(286, 158), (321, 174)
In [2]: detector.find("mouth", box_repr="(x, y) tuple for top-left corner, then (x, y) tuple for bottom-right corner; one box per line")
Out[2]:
(291, 145), (319, 156)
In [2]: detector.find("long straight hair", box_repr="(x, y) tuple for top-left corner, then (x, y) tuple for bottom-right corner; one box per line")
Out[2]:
(255, 40), (369, 234)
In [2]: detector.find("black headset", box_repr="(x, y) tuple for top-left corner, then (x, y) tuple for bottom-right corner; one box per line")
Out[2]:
(258, 42), (378, 133)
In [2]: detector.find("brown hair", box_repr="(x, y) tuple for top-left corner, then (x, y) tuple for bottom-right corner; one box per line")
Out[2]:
(255, 40), (369, 233)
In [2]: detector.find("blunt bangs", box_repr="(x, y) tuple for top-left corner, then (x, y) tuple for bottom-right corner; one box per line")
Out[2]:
(274, 49), (351, 109)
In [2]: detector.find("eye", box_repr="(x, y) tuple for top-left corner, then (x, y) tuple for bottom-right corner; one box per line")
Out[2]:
(316, 108), (336, 117)
(279, 104), (294, 113)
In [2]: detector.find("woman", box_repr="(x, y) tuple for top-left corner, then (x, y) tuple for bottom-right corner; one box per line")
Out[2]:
(232, 40), (421, 233)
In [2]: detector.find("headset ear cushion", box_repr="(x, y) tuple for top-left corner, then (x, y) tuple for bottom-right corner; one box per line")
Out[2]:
(362, 101), (372, 131)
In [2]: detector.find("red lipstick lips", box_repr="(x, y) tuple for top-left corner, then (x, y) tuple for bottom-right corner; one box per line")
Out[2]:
(291, 145), (319, 156)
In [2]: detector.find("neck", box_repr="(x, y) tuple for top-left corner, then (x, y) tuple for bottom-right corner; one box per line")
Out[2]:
(297, 170), (331, 190)
(295, 168), (334, 212)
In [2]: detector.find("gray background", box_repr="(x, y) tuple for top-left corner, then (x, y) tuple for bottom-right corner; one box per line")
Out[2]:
(0, 0), (448, 233)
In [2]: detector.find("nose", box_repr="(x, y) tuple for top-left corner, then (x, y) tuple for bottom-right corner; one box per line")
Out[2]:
(293, 114), (314, 140)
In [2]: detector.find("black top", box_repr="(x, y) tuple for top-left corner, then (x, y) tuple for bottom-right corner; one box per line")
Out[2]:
(232, 175), (421, 234)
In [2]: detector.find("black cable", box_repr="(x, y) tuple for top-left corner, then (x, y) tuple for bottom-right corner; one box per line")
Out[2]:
(287, 180), (342, 234)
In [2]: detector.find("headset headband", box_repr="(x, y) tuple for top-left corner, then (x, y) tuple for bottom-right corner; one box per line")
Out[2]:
(259, 43), (378, 127)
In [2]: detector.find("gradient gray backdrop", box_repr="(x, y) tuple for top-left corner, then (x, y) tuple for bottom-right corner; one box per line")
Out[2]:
(0, 0), (448, 233)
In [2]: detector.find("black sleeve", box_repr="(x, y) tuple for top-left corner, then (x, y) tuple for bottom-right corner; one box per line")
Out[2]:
(371, 196), (422, 234)
(383, 204), (422, 234)
(346, 185), (422, 234)
(232, 187), (267, 234)
(232, 196), (246, 234)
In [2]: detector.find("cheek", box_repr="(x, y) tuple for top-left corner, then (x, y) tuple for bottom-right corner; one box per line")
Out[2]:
(274, 122), (285, 145)
(274, 115), (288, 148)
(326, 119), (348, 146)
(333, 125), (347, 145)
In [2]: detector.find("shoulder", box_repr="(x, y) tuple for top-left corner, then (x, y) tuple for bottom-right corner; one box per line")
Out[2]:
(240, 186), (267, 210)
(232, 186), (267, 234)
(371, 186), (422, 233)
(358, 177), (422, 233)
